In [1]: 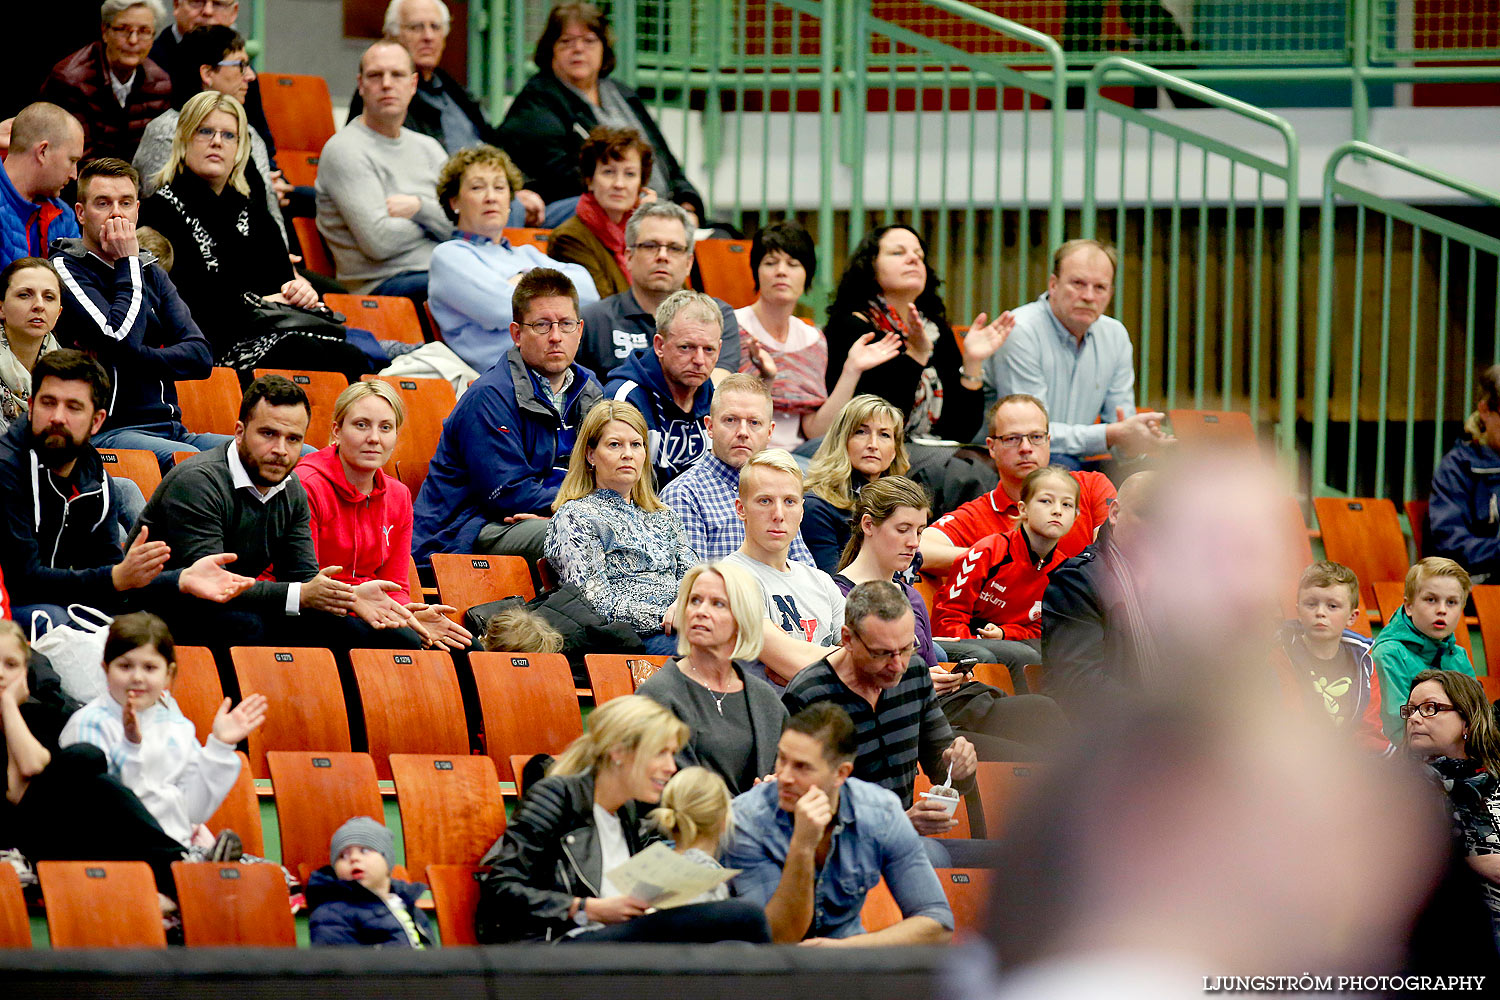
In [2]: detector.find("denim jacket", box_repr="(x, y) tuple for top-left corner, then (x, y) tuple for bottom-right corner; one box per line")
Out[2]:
(722, 777), (952, 939)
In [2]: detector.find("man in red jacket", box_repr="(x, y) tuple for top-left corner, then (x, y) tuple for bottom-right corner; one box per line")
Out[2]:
(920, 394), (1115, 572)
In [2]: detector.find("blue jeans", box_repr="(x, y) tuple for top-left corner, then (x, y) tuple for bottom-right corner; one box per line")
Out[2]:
(95, 423), (235, 473)
(370, 270), (431, 302)
(12, 604), (70, 636)
(639, 630), (679, 656)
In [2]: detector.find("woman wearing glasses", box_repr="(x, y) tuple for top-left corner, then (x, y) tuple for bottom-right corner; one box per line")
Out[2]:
(133, 26), (288, 249)
(40, 0), (173, 161)
(1402, 669), (1500, 935)
(427, 145), (599, 373)
(141, 91), (374, 381)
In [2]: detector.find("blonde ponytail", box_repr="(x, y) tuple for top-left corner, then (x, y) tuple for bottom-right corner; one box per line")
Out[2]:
(648, 766), (733, 849)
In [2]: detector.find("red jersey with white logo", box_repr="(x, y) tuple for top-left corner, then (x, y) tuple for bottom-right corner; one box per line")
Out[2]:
(930, 470), (1114, 560)
(931, 526), (1069, 640)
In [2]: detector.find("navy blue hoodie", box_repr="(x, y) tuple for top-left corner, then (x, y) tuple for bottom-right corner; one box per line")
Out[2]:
(306, 867), (435, 947)
(1430, 437), (1500, 576)
(49, 237), (212, 434)
(603, 348), (713, 489)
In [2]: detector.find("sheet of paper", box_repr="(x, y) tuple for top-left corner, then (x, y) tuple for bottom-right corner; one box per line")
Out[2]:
(604, 842), (739, 909)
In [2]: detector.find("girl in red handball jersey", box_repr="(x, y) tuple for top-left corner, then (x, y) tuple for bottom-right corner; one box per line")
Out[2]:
(933, 466), (1079, 643)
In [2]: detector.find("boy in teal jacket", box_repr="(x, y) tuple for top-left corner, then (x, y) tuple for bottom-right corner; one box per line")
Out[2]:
(1372, 557), (1476, 743)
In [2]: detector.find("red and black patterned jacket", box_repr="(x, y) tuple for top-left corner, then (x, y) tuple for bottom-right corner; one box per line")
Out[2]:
(932, 525), (1068, 640)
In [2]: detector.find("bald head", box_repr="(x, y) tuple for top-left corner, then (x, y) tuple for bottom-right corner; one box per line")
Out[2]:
(1108, 470), (1154, 551)
(9, 103), (83, 156)
(359, 38), (416, 75)
(5, 104), (84, 201)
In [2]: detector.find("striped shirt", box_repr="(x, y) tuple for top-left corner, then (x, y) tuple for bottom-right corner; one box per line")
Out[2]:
(781, 656), (957, 809)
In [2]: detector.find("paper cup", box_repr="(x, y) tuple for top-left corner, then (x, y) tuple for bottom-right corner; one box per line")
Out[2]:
(921, 789), (960, 819)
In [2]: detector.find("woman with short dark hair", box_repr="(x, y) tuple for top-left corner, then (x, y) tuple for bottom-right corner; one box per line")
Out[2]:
(545, 126), (657, 298)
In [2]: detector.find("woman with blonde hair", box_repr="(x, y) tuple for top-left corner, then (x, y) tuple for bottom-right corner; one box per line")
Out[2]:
(636, 562), (788, 793)
(545, 399), (698, 653)
(801, 394), (910, 571)
(141, 91), (372, 380)
(476, 695), (769, 943)
(295, 380), (471, 650)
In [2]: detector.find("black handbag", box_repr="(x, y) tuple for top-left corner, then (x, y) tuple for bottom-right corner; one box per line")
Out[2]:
(241, 291), (348, 340)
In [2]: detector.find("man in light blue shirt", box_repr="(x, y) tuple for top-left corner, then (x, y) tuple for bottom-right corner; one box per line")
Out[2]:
(982, 239), (1169, 466)
(722, 702), (953, 945)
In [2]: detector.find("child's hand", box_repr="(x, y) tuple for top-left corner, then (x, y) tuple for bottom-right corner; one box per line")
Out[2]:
(122, 699), (141, 744)
(0, 670), (28, 707)
(211, 694), (269, 745)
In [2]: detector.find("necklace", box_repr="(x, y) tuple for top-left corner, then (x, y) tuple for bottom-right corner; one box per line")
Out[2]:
(687, 659), (733, 716)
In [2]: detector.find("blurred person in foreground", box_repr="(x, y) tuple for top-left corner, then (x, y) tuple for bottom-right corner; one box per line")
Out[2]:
(963, 453), (1497, 998)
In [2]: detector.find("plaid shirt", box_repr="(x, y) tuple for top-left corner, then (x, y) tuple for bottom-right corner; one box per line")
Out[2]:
(660, 451), (816, 566)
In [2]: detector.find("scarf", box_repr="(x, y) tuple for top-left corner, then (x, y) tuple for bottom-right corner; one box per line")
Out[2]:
(0, 328), (58, 430)
(866, 295), (942, 436)
(575, 192), (631, 280)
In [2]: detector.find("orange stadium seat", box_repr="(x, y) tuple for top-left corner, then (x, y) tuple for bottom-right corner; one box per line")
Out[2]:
(431, 554), (536, 622)
(1469, 584), (1500, 677)
(360, 374), (457, 495)
(470, 652), (583, 781)
(859, 878), (902, 932)
(293, 217), (337, 277)
(98, 448), (162, 498)
(350, 649), (470, 779)
(502, 228), (552, 251)
(390, 754), (506, 879)
(1022, 663), (1045, 694)
(265, 751), (383, 879)
(38, 861), (167, 948)
(252, 368), (348, 449)
(276, 149), (321, 188)
(170, 645), (223, 745)
(1166, 409), (1257, 449)
(426, 864), (486, 945)
(176, 366), (242, 437)
(230, 646), (351, 778)
(329, 294), (426, 345)
(172, 861), (296, 947)
(1405, 499), (1429, 558)
(935, 868), (995, 934)
(583, 654), (666, 703)
(973, 761), (1044, 840)
(259, 73), (336, 153)
(0, 865), (29, 948)
(1312, 497), (1410, 614)
(694, 239), (756, 308)
(965, 662), (1015, 696)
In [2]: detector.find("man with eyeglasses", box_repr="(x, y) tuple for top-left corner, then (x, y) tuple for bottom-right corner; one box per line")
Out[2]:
(39, 0), (172, 161)
(781, 580), (979, 843)
(413, 268), (602, 572)
(921, 393), (1116, 572)
(981, 238), (1172, 468)
(578, 200), (739, 381)
(316, 40), (451, 300)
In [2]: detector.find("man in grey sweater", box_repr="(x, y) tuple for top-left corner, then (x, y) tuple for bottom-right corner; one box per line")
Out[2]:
(315, 40), (451, 298)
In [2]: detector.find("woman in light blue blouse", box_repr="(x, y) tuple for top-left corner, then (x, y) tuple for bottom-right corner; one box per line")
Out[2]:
(546, 399), (699, 653)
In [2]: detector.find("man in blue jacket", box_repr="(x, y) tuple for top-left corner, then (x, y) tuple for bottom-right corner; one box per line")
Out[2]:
(50, 157), (228, 472)
(1, 103), (83, 266)
(604, 289), (719, 489)
(412, 268), (601, 569)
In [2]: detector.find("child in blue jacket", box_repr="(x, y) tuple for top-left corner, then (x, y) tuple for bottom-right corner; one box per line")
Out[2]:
(307, 817), (435, 947)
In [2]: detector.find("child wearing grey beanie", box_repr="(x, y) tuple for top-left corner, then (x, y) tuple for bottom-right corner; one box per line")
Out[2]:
(307, 815), (435, 948)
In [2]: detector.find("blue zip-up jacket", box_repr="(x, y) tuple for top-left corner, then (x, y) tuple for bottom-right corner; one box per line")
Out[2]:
(0, 165), (78, 266)
(603, 348), (713, 489)
(412, 347), (601, 563)
(49, 238), (212, 433)
(1429, 438), (1500, 576)
(306, 867), (435, 947)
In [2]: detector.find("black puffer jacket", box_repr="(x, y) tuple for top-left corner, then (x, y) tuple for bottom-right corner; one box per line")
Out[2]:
(475, 770), (657, 943)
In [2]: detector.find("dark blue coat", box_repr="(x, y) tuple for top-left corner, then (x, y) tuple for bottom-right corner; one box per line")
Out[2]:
(306, 867), (435, 947)
(603, 349), (712, 489)
(1429, 438), (1500, 576)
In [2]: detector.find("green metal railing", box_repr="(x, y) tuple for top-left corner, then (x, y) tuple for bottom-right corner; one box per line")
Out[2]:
(1081, 58), (1301, 462)
(1311, 142), (1500, 502)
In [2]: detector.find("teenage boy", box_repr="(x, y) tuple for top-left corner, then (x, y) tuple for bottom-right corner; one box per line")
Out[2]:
(1371, 556), (1476, 744)
(722, 449), (846, 688)
(1272, 561), (1384, 748)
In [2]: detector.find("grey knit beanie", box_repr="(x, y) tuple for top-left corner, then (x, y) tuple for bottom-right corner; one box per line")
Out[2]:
(329, 816), (395, 870)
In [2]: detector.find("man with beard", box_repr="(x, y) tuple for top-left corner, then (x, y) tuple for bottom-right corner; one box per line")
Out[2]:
(0, 349), (253, 627)
(134, 373), (430, 653)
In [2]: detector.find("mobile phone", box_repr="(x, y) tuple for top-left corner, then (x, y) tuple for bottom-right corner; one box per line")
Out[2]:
(952, 656), (979, 675)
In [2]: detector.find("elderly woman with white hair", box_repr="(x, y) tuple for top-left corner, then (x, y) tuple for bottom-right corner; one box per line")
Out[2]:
(40, 0), (172, 161)
(140, 91), (374, 380)
(636, 561), (790, 794)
